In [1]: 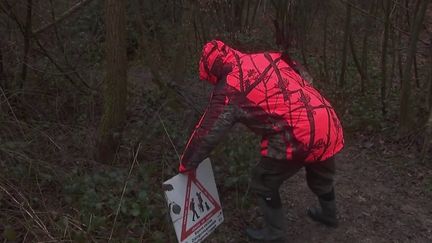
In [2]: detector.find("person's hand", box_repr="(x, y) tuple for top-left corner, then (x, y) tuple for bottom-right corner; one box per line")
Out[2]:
(179, 163), (196, 179)
(182, 169), (196, 180)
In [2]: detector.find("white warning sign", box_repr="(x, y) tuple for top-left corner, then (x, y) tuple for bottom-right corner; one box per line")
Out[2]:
(163, 158), (224, 243)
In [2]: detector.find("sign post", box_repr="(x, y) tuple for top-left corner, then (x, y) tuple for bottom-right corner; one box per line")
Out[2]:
(163, 159), (224, 243)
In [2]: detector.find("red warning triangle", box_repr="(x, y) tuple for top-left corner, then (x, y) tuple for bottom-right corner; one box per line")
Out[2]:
(180, 175), (221, 241)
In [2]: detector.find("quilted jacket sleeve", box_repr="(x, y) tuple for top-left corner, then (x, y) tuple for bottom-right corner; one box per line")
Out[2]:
(179, 82), (238, 172)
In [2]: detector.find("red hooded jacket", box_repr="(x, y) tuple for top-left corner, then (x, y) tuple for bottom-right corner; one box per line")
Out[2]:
(179, 40), (344, 172)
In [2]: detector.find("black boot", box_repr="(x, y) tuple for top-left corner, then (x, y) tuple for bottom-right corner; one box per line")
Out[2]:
(307, 198), (338, 227)
(246, 198), (285, 241)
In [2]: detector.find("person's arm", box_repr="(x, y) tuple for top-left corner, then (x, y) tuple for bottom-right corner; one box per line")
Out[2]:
(179, 82), (238, 172)
(291, 60), (314, 84)
(281, 52), (314, 84)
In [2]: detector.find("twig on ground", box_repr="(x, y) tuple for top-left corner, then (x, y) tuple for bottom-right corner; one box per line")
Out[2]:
(0, 181), (55, 240)
(39, 130), (62, 150)
(0, 86), (26, 138)
(134, 100), (168, 150)
(157, 112), (181, 162)
(108, 143), (141, 242)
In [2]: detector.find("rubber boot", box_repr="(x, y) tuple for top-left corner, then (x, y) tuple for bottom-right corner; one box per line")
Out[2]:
(307, 198), (338, 227)
(246, 198), (286, 242)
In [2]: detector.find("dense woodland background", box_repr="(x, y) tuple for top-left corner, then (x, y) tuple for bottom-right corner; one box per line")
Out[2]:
(0, 0), (431, 242)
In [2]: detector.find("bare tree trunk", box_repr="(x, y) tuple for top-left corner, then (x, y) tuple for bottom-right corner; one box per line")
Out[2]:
(404, 0), (411, 27)
(399, 0), (428, 135)
(322, 3), (329, 81)
(0, 39), (5, 89)
(136, 0), (150, 58)
(420, 34), (432, 163)
(413, 56), (420, 88)
(381, 0), (391, 116)
(19, 0), (33, 89)
(429, 80), (432, 115)
(97, 0), (128, 163)
(421, 109), (432, 163)
(233, 0), (244, 31)
(360, 36), (368, 93)
(396, 10), (403, 86)
(390, 23), (396, 97)
(349, 33), (368, 91)
(427, 35), (432, 115)
(360, 0), (376, 93)
(244, 0), (250, 29)
(250, 0), (261, 28)
(339, 2), (351, 88)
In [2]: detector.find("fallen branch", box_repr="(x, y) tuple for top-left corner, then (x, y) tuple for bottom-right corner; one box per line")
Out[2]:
(158, 112), (181, 162)
(108, 143), (141, 242)
(0, 181), (55, 240)
(0, 86), (26, 138)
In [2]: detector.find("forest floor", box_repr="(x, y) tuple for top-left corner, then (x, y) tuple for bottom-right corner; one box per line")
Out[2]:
(209, 139), (432, 243)
(131, 65), (432, 242)
(2, 66), (432, 242)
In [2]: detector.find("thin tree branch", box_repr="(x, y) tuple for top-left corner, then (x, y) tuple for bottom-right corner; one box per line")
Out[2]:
(19, 0), (33, 89)
(109, 143), (141, 242)
(48, 0), (90, 88)
(0, 0), (94, 93)
(0, 86), (26, 138)
(0, 39), (5, 88)
(32, 0), (95, 35)
(349, 32), (369, 87)
(340, 0), (429, 46)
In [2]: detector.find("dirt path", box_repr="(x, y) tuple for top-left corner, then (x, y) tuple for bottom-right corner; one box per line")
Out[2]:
(279, 144), (432, 242)
(210, 143), (432, 242)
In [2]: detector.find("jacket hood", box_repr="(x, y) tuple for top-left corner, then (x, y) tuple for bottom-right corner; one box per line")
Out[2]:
(199, 40), (235, 85)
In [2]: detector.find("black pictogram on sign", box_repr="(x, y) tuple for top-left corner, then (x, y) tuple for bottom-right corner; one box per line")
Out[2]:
(180, 175), (222, 241)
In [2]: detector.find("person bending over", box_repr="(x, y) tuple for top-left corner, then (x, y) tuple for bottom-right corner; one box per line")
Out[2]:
(179, 40), (344, 241)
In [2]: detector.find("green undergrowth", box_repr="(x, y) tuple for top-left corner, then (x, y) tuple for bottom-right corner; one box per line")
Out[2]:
(212, 128), (260, 218)
(61, 164), (170, 242)
(1, 157), (173, 242)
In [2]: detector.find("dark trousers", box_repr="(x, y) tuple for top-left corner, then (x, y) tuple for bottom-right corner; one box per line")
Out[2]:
(250, 156), (336, 208)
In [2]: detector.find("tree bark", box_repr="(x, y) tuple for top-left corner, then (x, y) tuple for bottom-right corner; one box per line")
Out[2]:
(396, 7), (403, 88)
(426, 34), (432, 114)
(360, 34), (368, 93)
(244, 0), (250, 29)
(19, 0), (33, 89)
(359, 0), (376, 93)
(413, 55), (420, 88)
(421, 109), (432, 163)
(349, 33), (368, 92)
(381, 0), (391, 116)
(233, 0), (244, 31)
(97, 0), (128, 163)
(339, 2), (351, 88)
(399, 0), (428, 135)
(0, 39), (5, 89)
(322, 3), (329, 81)
(419, 24), (432, 163)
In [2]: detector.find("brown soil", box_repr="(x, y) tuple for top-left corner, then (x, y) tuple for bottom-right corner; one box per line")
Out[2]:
(209, 142), (432, 243)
